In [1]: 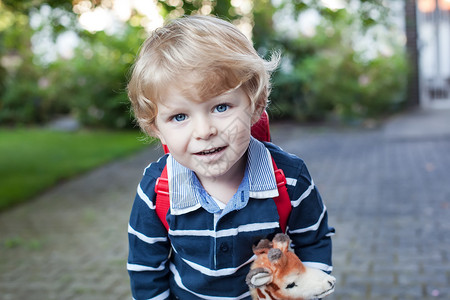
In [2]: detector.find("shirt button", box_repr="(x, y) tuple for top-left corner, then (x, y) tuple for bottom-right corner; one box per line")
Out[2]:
(220, 243), (229, 252)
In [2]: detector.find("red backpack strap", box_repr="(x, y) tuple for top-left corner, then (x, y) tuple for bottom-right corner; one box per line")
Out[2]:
(250, 110), (271, 142)
(162, 144), (170, 154)
(154, 165), (170, 231)
(271, 158), (291, 233)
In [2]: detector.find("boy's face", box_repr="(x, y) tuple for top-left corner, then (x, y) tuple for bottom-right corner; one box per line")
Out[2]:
(154, 86), (254, 183)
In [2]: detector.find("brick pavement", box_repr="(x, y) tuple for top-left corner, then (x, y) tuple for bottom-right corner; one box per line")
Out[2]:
(271, 108), (450, 300)
(0, 108), (449, 299)
(0, 146), (164, 300)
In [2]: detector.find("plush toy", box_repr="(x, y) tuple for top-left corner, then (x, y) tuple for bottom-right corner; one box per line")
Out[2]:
(246, 233), (336, 300)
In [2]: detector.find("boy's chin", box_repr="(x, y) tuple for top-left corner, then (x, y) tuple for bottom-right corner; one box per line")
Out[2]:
(193, 164), (233, 180)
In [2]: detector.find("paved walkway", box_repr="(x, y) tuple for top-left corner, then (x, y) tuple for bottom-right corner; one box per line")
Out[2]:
(1, 108), (449, 299)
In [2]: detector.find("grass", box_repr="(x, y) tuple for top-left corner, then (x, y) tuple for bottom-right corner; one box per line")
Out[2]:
(0, 128), (151, 211)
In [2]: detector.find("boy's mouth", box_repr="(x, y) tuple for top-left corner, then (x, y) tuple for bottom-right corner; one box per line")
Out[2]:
(195, 146), (226, 156)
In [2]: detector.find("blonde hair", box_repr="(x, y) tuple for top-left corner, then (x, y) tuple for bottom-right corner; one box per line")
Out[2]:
(128, 15), (279, 135)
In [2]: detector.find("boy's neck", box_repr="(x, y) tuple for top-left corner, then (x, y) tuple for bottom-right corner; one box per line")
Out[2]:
(196, 154), (247, 205)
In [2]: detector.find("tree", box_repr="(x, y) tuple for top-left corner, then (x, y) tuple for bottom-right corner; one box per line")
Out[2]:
(404, 0), (420, 106)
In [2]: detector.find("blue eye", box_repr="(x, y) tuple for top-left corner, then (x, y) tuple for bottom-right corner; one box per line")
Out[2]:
(172, 114), (187, 122)
(215, 104), (229, 113)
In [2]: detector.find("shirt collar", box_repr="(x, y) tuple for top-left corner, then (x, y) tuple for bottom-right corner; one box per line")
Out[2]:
(167, 137), (279, 215)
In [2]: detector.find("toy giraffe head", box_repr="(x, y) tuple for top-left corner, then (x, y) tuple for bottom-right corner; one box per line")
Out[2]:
(246, 233), (335, 300)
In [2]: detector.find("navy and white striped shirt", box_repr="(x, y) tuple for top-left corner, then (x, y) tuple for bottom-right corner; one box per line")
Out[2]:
(128, 138), (334, 299)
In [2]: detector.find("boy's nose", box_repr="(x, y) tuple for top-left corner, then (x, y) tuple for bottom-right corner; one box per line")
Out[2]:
(193, 118), (218, 140)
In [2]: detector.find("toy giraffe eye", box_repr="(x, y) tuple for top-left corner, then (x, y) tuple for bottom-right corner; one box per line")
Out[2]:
(286, 282), (297, 289)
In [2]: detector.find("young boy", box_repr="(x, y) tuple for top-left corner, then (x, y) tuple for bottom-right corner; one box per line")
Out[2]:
(127, 15), (334, 300)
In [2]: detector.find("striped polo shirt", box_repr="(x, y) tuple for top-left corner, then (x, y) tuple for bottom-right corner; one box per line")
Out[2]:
(128, 137), (334, 300)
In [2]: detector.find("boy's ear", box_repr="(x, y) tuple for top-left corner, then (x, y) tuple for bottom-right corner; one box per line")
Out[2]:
(251, 106), (264, 125)
(150, 124), (167, 145)
(251, 114), (260, 126)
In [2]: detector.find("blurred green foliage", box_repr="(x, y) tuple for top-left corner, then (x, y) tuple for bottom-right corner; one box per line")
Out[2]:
(0, 0), (408, 127)
(0, 1), (147, 128)
(268, 5), (408, 123)
(46, 25), (147, 129)
(0, 2), (72, 125)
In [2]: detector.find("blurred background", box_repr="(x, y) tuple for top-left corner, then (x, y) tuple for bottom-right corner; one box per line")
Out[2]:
(0, 0), (413, 129)
(0, 0), (417, 210)
(1, 0), (450, 299)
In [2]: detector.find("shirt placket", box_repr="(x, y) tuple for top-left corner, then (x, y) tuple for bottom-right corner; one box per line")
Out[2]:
(213, 212), (234, 270)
